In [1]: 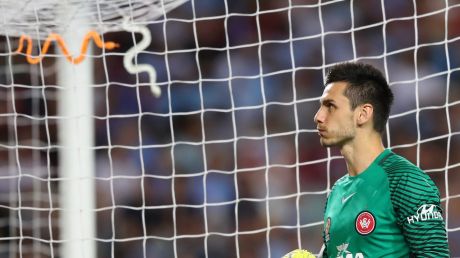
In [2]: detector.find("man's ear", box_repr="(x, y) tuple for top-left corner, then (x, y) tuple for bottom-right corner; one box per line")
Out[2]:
(356, 103), (373, 126)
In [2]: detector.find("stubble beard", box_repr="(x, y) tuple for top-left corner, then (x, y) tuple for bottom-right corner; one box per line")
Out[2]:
(319, 127), (355, 148)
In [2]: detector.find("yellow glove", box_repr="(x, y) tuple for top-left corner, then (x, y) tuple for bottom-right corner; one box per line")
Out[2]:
(282, 249), (316, 258)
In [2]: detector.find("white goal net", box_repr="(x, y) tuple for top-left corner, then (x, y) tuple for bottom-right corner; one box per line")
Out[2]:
(0, 0), (459, 257)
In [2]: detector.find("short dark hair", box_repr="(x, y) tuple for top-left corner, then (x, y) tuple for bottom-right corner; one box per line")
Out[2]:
(325, 62), (394, 134)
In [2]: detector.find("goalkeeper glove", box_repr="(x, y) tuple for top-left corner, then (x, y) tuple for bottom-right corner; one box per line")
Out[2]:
(282, 249), (316, 258)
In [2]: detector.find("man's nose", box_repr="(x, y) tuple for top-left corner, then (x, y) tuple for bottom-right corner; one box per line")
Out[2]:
(314, 108), (323, 124)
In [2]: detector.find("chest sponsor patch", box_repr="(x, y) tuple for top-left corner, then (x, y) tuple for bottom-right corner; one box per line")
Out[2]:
(355, 211), (376, 235)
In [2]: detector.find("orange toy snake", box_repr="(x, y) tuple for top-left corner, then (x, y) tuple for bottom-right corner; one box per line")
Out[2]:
(15, 31), (119, 64)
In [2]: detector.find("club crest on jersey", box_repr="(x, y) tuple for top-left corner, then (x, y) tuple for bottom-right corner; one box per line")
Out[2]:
(355, 211), (376, 235)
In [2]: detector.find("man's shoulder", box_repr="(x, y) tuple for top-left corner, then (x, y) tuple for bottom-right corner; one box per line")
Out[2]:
(379, 150), (425, 178)
(328, 175), (349, 195)
(332, 174), (349, 186)
(380, 150), (439, 196)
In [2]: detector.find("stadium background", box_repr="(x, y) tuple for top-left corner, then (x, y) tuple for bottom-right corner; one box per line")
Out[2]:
(0, 0), (459, 257)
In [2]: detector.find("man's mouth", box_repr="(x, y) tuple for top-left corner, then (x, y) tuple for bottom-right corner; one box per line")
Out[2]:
(317, 128), (326, 136)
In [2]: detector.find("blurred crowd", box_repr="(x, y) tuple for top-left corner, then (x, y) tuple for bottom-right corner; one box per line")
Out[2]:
(0, 0), (460, 257)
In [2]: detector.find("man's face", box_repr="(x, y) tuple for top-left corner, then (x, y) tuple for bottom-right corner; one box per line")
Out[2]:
(314, 82), (356, 147)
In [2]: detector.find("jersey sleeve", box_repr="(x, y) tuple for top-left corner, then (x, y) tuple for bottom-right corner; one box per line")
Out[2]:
(388, 163), (450, 257)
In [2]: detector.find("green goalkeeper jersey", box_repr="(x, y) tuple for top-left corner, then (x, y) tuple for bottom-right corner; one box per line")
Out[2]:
(322, 149), (449, 257)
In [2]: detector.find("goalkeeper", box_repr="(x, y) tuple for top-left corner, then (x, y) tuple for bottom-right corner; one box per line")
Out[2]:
(308, 62), (450, 257)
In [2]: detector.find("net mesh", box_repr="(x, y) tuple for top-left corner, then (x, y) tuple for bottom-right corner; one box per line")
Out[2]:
(1, 0), (187, 40)
(0, 0), (460, 257)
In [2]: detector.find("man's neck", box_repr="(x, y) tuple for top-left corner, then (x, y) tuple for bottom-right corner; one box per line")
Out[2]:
(340, 133), (385, 176)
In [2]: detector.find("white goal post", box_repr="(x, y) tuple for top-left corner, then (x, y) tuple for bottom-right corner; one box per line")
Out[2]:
(0, 0), (459, 257)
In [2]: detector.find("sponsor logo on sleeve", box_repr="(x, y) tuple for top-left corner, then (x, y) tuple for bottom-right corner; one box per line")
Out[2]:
(406, 204), (443, 224)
